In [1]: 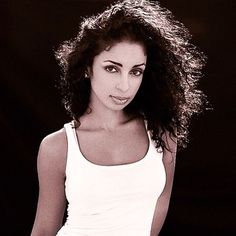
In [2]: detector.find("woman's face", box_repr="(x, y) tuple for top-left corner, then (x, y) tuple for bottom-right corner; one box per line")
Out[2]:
(88, 40), (147, 112)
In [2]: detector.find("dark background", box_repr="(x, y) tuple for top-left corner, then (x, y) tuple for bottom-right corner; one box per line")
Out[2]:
(1, 0), (235, 235)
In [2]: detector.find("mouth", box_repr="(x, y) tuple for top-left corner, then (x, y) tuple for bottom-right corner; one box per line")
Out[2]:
(110, 95), (130, 105)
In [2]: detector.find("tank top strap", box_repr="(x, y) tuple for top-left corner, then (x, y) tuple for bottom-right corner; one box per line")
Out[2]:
(64, 120), (78, 154)
(64, 120), (83, 176)
(144, 119), (152, 143)
(144, 119), (163, 154)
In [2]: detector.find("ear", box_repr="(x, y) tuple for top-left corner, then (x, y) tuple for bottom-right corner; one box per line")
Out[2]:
(84, 67), (91, 79)
(85, 71), (89, 78)
(86, 66), (92, 78)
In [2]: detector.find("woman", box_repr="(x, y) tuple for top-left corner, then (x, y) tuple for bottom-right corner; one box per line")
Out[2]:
(31, 0), (206, 235)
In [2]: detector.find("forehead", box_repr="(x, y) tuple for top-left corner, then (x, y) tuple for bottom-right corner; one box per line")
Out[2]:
(94, 41), (147, 65)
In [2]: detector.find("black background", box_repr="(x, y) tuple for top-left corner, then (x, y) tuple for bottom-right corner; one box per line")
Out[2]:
(1, 0), (235, 235)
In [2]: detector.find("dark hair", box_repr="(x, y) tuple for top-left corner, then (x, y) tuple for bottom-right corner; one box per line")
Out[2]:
(55, 0), (207, 150)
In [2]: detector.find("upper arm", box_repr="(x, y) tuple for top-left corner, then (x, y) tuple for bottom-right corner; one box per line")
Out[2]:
(31, 129), (67, 236)
(150, 131), (177, 236)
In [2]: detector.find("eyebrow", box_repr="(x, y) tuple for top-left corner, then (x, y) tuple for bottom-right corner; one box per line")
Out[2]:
(104, 60), (146, 68)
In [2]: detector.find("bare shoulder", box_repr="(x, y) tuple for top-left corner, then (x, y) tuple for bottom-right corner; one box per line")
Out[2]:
(40, 128), (67, 156)
(150, 129), (177, 235)
(38, 128), (67, 177)
(31, 128), (67, 235)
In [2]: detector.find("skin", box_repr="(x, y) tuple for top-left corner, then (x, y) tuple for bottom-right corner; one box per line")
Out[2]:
(90, 41), (146, 109)
(31, 40), (177, 236)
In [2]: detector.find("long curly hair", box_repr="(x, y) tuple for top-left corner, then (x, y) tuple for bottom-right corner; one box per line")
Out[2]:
(55, 0), (207, 150)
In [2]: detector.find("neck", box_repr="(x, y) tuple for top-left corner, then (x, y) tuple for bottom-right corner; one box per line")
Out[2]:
(80, 95), (133, 131)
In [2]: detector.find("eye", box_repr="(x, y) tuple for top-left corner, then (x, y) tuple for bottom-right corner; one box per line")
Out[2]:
(130, 69), (143, 77)
(104, 65), (118, 73)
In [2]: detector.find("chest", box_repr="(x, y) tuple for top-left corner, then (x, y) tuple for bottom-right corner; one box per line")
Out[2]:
(76, 127), (149, 166)
(65, 129), (166, 225)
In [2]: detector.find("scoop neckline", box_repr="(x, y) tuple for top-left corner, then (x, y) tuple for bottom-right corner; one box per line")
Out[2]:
(70, 120), (152, 169)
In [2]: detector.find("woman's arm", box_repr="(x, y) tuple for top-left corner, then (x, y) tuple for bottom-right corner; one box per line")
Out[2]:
(150, 131), (177, 236)
(31, 129), (67, 236)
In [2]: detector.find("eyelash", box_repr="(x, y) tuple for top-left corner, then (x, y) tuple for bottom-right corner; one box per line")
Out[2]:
(130, 69), (143, 76)
(105, 65), (118, 73)
(104, 65), (143, 77)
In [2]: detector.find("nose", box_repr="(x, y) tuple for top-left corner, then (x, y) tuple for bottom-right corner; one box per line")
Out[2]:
(115, 74), (129, 92)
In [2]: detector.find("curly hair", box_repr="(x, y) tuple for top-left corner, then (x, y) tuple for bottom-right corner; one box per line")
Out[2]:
(55, 0), (207, 150)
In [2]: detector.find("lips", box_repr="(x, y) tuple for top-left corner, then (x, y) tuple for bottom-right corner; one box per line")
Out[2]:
(111, 95), (130, 100)
(110, 95), (130, 105)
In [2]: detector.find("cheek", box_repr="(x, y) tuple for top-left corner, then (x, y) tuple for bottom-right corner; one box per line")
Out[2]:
(132, 78), (143, 92)
(91, 71), (114, 93)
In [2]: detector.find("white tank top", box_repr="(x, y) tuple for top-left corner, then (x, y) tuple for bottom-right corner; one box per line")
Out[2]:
(56, 121), (166, 236)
